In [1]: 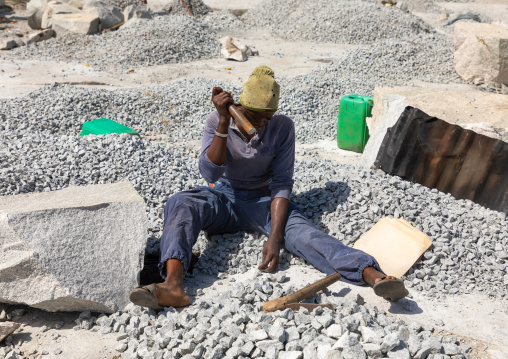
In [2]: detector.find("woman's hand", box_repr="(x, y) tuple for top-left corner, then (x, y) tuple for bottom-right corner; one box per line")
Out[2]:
(212, 87), (234, 121)
(258, 237), (281, 272)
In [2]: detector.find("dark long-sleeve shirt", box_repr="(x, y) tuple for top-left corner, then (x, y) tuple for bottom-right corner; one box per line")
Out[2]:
(199, 110), (295, 200)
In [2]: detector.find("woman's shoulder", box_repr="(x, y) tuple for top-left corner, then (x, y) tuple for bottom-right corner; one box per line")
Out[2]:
(271, 112), (294, 128)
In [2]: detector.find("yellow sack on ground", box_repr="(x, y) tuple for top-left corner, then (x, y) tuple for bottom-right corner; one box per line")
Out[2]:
(353, 217), (432, 277)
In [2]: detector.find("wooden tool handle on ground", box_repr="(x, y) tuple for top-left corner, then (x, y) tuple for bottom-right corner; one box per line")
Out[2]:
(228, 104), (256, 135)
(262, 272), (341, 313)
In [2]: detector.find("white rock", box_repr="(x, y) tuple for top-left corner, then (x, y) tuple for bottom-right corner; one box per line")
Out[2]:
(220, 36), (248, 62)
(41, 1), (83, 29)
(52, 12), (100, 35)
(0, 182), (148, 313)
(123, 4), (151, 21)
(454, 22), (508, 86)
(326, 324), (344, 339)
(278, 351), (303, 359)
(83, 0), (123, 29)
(27, 0), (48, 29)
(27, 0), (46, 13)
(360, 326), (383, 344)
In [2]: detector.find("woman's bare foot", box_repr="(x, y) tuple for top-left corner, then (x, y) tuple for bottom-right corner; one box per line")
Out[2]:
(363, 267), (408, 301)
(157, 259), (191, 307)
(154, 280), (190, 308)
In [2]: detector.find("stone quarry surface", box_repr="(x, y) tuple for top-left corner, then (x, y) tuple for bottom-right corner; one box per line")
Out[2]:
(360, 86), (508, 168)
(454, 22), (508, 87)
(51, 12), (100, 35)
(0, 182), (148, 313)
(1, 0), (508, 358)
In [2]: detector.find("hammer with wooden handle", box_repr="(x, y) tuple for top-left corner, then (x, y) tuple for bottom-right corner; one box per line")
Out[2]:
(228, 103), (256, 135)
(262, 272), (341, 313)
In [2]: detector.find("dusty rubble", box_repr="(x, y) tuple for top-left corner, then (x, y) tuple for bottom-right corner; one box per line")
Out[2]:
(0, 0), (508, 358)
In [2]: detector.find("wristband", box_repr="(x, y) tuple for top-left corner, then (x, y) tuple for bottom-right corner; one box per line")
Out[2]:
(214, 130), (228, 138)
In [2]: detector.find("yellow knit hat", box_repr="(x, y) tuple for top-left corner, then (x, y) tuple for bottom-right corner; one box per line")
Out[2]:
(240, 66), (280, 112)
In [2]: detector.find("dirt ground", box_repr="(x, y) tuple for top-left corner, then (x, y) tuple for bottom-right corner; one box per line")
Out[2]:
(1, 0), (508, 358)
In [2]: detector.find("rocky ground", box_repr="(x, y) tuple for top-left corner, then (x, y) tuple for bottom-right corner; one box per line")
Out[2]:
(1, 0), (508, 358)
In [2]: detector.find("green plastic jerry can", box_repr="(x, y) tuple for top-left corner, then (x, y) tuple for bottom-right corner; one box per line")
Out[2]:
(80, 118), (140, 137)
(336, 95), (373, 153)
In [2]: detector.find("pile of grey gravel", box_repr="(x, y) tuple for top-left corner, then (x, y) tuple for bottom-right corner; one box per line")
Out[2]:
(202, 9), (252, 31)
(276, 31), (460, 143)
(165, 0), (212, 17)
(0, 278), (474, 359)
(11, 16), (221, 72)
(242, 0), (435, 44)
(66, 276), (473, 359)
(0, 80), (223, 138)
(1, 126), (507, 301)
(100, 0), (141, 10)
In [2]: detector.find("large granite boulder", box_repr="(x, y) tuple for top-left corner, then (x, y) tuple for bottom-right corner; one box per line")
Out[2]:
(123, 4), (151, 21)
(360, 86), (508, 168)
(83, 0), (123, 30)
(0, 182), (148, 313)
(41, 0), (83, 29)
(454, 22), (508, 86)
(27, 0), (48, 29)
(52, 12), (100, 35)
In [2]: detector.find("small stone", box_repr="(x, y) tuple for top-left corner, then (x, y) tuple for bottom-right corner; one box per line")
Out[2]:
(278, 351), (303, 359)
(360, 326), (382, 344)
(387, 346), (410, 359)
(381, 333), (400, 352)
(115, 342), (128, 353)
(54, 349), (63, 355)
(249, 329), (268, 342)
(268, 325), (286, 343)
(362, 343), (382, 358)
(326, 324), (344, 339)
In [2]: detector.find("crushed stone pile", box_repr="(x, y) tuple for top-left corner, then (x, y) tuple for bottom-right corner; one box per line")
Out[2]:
(63, 276), (473, 359)
(1, 25), (462, 146)
(277, 32), (460, 143)
(0, 81), (222, 139)
(11, 16), (221, 72)
(242, 0), (435, 44)
(202, 9), (252, 31)
(165, 0), (212, 17)
(100, 0), (141, 9)
(1, 125), (507, 300)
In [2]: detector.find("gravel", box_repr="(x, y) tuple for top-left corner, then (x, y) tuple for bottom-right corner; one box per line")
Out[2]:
(0, 0), (504, 357)
(202, 9), (252, 31)
(11, 15), (221, 72)
(100, 0), (141, 10)
(1, 120), (507, 300)
(66, 276), (473, 359)
(242, 0), (436, 44)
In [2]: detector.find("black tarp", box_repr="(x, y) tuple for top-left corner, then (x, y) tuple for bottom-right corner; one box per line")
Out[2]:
(374, 106), (508, 214)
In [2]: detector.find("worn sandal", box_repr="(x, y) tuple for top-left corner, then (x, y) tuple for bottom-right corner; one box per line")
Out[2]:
(129, 284), (163, 310)
(373, 277), (409, 302)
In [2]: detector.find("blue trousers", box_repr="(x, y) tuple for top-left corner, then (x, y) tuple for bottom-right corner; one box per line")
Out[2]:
(159, 182), (382, 285)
